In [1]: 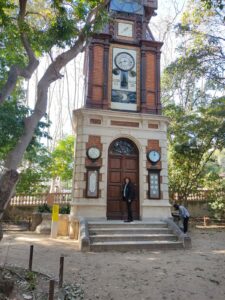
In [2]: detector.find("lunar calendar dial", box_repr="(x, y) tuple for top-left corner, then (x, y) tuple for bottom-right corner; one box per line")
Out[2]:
(110, 0), (144, 15)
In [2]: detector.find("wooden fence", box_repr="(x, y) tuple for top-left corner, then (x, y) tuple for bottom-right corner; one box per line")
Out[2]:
(10, 193), (72, 207)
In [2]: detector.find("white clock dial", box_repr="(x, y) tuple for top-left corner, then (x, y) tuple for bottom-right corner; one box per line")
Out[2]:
(118, 22), (133, 37)
(87, 147), (101, 160)
(148, 150), (160, 163)
(115, 52), (135, 71)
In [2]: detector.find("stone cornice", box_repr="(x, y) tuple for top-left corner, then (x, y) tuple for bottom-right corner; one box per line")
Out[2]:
(73, 108), (170, 124)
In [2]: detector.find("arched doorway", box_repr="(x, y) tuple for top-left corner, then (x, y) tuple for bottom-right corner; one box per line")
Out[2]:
(107, 138), (139, 220)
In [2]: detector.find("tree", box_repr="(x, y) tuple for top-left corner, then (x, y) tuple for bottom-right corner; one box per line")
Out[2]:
(0, 99), (51, 194)
(48, 135), (75, 191)
(165, 97), (225, 204)
(0, 99), (50, 160)
(162, 0), (225, 110)
(201, 0), (225, 10)
(0, 0), (109, 220)
(16, 144), (51, 194)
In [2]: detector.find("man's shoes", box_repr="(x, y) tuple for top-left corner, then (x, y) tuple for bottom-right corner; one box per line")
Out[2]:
(124, 220), (130, 222)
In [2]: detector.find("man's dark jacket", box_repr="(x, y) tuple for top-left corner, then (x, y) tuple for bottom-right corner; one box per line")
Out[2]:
(122, 182), (135, 202)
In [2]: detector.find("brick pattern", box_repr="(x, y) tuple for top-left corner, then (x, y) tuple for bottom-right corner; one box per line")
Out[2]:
(145, 52), (157, 111)
(90, 119), (102, 125)
(92, 45), (104, 104)
(146, 140), (161, 170)
(111, 120), (139, 128)
(146, 140), (162, 200)
(148, 123), (159, 129)
(85, 135), (103, 168)
(84, 135), (103, 199)
(146, 52), (156, 90)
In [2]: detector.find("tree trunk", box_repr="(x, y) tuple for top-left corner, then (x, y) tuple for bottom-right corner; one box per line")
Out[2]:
(0, 0), (108, 226)
(0, 223), (3, 241)
(0, 170), (19, 222)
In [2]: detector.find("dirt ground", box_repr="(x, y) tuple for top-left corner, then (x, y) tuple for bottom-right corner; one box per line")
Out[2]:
(0, 227), (225, 300)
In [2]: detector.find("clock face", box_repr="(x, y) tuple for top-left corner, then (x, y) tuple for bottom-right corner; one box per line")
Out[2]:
(110, 0), (144, 15)
(118, 22), (133, 37)
(115, 52), (135, 71)
(87, 147), (101, 160)
(147, 150), (161, 163)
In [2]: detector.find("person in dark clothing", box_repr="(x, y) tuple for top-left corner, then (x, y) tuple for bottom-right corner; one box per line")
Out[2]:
(173, 204), (190, 233)
(122, 177), (135, 222)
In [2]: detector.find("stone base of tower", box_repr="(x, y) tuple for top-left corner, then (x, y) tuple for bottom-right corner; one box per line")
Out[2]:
(71, 108), (171, 221)
(70, 203), (171, 221)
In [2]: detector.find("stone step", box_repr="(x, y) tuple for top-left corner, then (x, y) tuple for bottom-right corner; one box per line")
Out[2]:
(2, 224), (28, 231)
(90, 233), (177, 242)
(90, 240), (183, 252)
(88, 221), (167, 229)
(89, 228), (172, 235)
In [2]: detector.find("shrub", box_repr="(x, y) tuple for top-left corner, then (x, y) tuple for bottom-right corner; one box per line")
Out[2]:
(37, 204), (51, 213)
(59, 205), (71, 214)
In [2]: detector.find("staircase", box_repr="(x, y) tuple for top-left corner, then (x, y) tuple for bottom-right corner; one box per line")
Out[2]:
(88, 221), (183, 252)
(1, 221), (29, 232)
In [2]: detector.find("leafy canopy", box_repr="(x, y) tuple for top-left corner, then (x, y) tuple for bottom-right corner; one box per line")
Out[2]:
(162, 0), (225, 111)
(0, 0), (108, 65)
(48, 135), (75, 182)
(165, 98), (225, 201)
(0, 99), (50, 162)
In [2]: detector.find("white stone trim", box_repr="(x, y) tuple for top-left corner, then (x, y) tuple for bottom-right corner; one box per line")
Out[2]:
(71, 108), (170, 220)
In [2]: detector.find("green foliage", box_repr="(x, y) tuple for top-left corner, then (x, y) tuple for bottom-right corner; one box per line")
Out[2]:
(48, 135), (75, 182)
(0, 100), (51, 162)
(209, 194), (225, 219)
(201, 0), (225, 10)
(164, 97), (225, 202)
(0, 99), (51, 193)
(162, 0), (225, 111)
(16, 145), (51, 194)
(25, 271), (37, 291)
(0, 0), (108, 196)
(162, 0), (225, 216)
(59, 205), (70, 214)
(0, 0), (108, 63)
(37, 203), (51, 213)
(0, 100), (28, 160)
(15, 135), (75, 194)
(37, 204), (70, 214)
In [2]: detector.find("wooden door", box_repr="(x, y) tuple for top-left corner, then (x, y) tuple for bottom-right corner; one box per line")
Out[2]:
(107, 139), (139, 220)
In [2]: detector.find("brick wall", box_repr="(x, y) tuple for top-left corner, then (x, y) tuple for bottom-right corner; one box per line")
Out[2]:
(85, 135), (103, 168)
(92, 45), (104, 104)
(146, 140), (162, 199)
(146, 52), (156, 111)
(146, 140), (161, 170)
(84, 135), (103, 198)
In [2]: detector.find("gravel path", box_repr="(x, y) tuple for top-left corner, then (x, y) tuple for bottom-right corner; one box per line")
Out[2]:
(0, 228), (225, 300)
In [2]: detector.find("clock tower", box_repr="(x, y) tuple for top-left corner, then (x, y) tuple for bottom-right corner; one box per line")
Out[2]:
(71, 0), (171, 221)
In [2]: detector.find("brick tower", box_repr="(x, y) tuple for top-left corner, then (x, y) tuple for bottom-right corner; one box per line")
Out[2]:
(71, 0), (171, 220)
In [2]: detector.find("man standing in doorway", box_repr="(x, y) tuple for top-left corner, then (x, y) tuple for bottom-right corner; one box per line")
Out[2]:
(122, 177), (135, 222)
